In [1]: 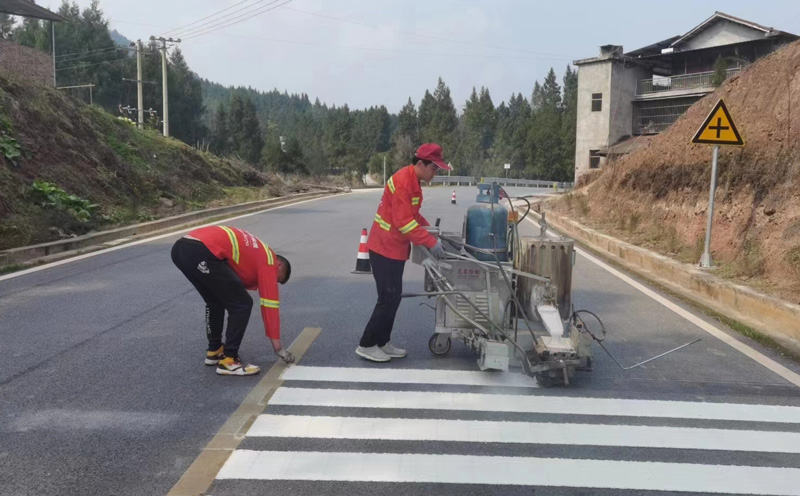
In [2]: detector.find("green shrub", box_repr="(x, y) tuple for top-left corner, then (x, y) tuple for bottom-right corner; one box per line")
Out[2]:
(31, 180), (100, 222)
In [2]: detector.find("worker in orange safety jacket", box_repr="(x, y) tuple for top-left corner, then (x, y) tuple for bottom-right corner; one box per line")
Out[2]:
(171, 225), (295, 376)
(356, 143), (451, 362)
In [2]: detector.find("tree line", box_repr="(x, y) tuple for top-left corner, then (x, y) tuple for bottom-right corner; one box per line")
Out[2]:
(6, 0), (578, 181)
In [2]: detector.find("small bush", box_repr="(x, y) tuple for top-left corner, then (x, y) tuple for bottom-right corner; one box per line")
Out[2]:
(663, 226), (682, 253)
(563, 192), (574, 211)
(31, 180), (100, 222)
(576, 195), (590, 216)
(627, 211), (642, 233)
(784, 245), (800, 281)
(0, 133), (21, 165)
(692, 234), (706, 261)
(740, 236), (766, 278)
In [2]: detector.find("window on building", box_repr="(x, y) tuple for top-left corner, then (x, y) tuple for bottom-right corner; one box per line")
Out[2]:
(591, 93), (602, 112)
(589, 150), (601, 169)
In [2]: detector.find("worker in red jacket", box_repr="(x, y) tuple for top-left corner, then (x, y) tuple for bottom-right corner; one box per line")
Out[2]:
(171, 225), (295, 376)
(356, 143), (451, 362)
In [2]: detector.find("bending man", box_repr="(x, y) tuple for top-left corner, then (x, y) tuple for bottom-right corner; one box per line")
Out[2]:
(171, 225), (295, 376)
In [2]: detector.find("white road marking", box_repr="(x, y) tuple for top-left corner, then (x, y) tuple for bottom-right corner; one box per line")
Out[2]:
(280, 366), (539, 388)
(217, 450), (800, 494)
(528, 213), (800, 388)
(0, 194), (345, 282)
(248, 414), (800, 453)
(270, 387), (800, 423)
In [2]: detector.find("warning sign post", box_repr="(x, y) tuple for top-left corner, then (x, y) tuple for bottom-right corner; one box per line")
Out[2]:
(692, 99), (744, 268)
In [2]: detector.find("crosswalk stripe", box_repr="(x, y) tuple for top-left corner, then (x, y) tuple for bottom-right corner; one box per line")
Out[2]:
(280, 366), (539, 388)
(247, 414), (800, 453)
(217, 450), (800, 494)
(270, 387), (800, 424)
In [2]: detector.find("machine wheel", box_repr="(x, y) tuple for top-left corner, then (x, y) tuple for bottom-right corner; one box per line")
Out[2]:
(428, 334), (451, 356)
(535, 372), (555, 388)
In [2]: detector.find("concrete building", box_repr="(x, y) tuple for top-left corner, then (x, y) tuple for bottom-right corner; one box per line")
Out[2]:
(573, 12), (797, 183)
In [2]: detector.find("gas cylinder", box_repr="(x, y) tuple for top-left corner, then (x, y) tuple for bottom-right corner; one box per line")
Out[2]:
(465, 203), (508, 262)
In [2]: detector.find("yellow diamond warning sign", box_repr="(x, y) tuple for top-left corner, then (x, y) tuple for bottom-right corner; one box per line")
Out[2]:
(691, 99), (744, 146)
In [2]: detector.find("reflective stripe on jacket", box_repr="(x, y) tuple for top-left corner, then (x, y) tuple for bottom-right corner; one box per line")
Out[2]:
(187, 225), (281, 340)
(366, 165), (437, 261)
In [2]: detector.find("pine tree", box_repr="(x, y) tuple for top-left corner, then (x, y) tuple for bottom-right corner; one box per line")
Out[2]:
(417, 90), (436, 142)
(209, 102), (230, 155)
(560, 65), (578, 180)
(432, 77), (458, 145)
(228, 93), (263, 165)
(528, 68), (563, 179)
(396, 97), (418, 144)
(167, 48), (205, 145)
(239, 96), (263, 165)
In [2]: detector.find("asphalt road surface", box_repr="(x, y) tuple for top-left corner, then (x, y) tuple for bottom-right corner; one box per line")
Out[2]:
(2, 186), (800, 496)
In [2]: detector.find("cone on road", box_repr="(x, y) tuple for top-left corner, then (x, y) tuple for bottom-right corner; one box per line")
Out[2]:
(451, 190), (457, 205)
(352, 228), (372, 274)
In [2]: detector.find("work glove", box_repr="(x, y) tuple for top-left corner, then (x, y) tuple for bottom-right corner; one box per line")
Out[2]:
(431, 240), (446, 259)
(275, 348), (295, 364)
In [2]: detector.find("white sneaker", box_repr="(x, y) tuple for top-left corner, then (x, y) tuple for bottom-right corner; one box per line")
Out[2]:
(355, 345), (391, 362)
(380, 342), (407, 358)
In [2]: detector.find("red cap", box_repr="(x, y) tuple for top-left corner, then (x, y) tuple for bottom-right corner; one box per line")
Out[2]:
(416, 143), (452, 170)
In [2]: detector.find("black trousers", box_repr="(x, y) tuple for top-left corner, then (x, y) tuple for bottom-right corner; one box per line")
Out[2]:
(359, 250), (406, 348)
(171, 238), (253, 357)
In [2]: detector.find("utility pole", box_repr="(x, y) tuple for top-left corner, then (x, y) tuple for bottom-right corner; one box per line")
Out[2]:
(383, 155), (386, 186)
(136, 40), (143, 129)
(150, 36), (180, 137)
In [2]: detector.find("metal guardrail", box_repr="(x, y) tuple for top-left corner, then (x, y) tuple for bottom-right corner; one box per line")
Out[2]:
(431, 176), (573, 190)
(636, 68), (739, 95)
(430, 176), (476, 186)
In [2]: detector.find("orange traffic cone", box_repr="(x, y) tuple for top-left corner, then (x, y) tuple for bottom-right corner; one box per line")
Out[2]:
(352, 228), (372, 274)
(451, 190), (457, 205)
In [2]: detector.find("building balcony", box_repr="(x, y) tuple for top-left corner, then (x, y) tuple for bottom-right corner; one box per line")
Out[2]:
(635, 68), (740, 99)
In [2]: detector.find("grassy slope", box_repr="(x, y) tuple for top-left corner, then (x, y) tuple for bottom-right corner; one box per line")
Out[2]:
(0, 72), (276, 250)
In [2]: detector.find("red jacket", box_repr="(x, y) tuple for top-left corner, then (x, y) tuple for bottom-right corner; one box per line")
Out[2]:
(367, 165), (437, 261)
(188, 225), (281, 340)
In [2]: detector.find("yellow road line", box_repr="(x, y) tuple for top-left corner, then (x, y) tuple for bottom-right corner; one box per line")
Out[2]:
(166, 327), (321, 496)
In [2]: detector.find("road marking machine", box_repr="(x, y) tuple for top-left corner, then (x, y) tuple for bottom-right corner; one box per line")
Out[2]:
(406, 183), (699, 387)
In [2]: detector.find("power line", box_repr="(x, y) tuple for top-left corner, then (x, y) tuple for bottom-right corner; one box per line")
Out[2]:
(282, 6), (572, 58)
(56, 57), (131, 72)
(56, 46), (121, 59)
(57, 48), (128, 64)
(111, 14), (573, 60)
(160, 0), (259, 36)
(181, 0), (293, 40)
(167, 0), (274, 39)
(197, 32), (569, 61)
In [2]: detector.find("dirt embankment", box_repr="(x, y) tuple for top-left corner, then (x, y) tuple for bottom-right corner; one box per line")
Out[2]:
(0, 73), (287, 251)
(553, 39), (800, 302)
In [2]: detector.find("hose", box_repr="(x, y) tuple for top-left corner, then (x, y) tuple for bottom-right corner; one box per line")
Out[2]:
(572, 308), (701, 370)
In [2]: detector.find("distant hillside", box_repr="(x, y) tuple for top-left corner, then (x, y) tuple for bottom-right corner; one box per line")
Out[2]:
(0, 72), (279, 251)
(553, 40), (800, 301)
(110, 29), (132, 48)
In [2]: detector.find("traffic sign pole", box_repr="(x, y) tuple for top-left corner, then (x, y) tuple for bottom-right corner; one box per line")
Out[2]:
(699, 145), (719, 268)
(692, 99), (743, 269)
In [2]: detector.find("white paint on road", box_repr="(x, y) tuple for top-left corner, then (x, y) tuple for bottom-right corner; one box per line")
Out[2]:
(270, 387), (800, 423)
(280, 366), (539, 388)
(217, 450), (800, 494)
(248, 414), (800, 453)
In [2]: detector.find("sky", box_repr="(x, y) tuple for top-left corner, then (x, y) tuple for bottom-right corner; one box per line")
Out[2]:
(51, 0), (800, 113)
